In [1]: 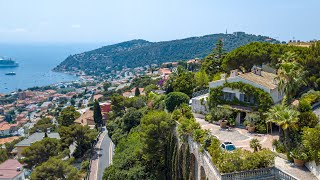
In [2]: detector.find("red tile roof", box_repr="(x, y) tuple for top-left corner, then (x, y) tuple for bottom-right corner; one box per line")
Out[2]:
(0, 159), (24, 179)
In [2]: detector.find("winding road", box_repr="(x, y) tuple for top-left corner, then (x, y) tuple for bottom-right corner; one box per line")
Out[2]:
(89, 127), (114, 180)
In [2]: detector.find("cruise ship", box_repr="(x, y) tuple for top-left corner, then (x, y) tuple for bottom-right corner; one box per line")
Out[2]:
(0, 57), (19, 67)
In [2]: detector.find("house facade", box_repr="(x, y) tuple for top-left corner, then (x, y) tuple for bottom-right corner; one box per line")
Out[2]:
(191, 66), (284, 124)
(74, 110), (95, 127)
(209, 67), (283, 104)
(15, 132), (60, 158)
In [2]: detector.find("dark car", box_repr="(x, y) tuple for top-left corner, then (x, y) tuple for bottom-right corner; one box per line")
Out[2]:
(220, 142), (236, 151)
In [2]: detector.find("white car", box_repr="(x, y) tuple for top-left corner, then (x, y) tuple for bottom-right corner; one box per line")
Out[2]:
(220, 142), (236, 151)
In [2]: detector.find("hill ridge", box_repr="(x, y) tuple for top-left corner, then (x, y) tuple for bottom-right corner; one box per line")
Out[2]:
(54, 32), (279, 73)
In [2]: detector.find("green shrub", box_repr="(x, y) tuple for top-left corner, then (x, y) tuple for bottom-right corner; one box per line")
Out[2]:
(290, 147), (309, 161)
(298, 111), (319, 128)
(205, 114), (213, 122)
(81, 160), (90, 171)
(216, 149), (275, 173)
(255, 123), (267, 134)
(287, 152), (294, 162)
(165, 92), (190, 112)
(276, 143), (286, 153)
(299, 90), (320, 112)
(298, 99), (312, 112)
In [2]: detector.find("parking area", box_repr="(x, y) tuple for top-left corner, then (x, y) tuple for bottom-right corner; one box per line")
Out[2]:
(194, 115), (279, 151)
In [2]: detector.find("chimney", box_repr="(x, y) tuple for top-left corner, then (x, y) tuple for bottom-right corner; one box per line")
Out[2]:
(230, 69), (238, 78)
(16, 167), (21, 171)
(220, 73), (226, 80)
(251, 65), (257, 73)
(255, 67), (262, 76)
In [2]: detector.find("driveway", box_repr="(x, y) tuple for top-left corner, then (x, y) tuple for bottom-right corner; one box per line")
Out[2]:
(195, 117), (278, 151)
(194, 114), (318, 180)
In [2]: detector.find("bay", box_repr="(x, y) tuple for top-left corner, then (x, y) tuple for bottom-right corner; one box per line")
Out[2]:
(0, 43), (105, 94)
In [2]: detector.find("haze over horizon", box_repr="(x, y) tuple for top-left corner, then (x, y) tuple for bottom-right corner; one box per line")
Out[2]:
(0, 0), (318, 44)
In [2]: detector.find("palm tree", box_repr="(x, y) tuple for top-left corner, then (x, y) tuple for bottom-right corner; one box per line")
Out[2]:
(250, 138), (262, 152)
(265, 104), (300, 150)
(275, 52), (305, 105)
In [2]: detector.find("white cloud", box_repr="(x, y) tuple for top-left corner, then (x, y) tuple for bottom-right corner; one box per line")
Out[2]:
(71, 24), (81, 28)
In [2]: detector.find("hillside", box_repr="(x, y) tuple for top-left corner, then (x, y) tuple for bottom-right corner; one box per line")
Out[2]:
(54, 32), (279, 73)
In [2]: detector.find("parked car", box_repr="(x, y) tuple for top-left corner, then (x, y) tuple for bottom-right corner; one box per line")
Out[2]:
(220, 142), (236, 151)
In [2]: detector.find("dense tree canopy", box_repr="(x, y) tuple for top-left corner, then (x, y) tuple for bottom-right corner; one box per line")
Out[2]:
(140, 111), (174, 178)
(221, 42), (308, 72)
(103, 132), (151, 180)
(123, 107), (143, 132)
(30, 117), (56, 134)
(58, 106), (80, 126)
(110, 94), (126, 117)
(276, 52), (305, 105)
(171, 67), (196, 97)
(22, 138), (60, 169)
(165, 92), (190, 112)
(59, 124), (97, 158)
(30, 158), (80, 180)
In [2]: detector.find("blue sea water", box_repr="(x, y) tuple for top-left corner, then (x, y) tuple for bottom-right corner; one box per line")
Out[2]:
(0, 43), (104, 94)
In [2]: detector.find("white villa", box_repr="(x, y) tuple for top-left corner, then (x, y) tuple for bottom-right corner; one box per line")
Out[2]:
(191, 66), (284, 124)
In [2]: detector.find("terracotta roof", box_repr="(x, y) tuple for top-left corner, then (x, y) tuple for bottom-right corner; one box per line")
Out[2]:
(93, 94), (103, 101)
(122, 92), (132, 97)
(187, 59), (200, 64)
(0, 159), (24, 179)
(0, 136), (19, 145)
(74, 110), (94, 126)
(158, 68), (172, 75)
(0, 123), (11, 131)
(238, 71), (278, 89)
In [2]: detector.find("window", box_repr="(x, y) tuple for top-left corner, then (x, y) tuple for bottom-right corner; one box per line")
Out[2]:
(240, 94), (254, 104)
(224, 92), (235, 101)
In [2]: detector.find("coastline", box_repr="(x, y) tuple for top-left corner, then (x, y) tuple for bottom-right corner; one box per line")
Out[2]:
(0, 70), (81, 95)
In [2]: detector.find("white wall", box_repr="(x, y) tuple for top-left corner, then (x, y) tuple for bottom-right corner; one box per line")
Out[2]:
(191, 94), (209, 114)
(306, 160), (320, 179)
(0, 171), (25, 180)
(0, 129), (10, 136)
(209, 76), (283, 103)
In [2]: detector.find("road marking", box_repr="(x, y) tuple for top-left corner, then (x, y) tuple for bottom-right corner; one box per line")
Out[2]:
(93, 131), (106, 180)
(109, 141), (113, 165)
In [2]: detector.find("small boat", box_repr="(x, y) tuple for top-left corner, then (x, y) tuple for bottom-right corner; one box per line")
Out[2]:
(5, 72), (16, 75)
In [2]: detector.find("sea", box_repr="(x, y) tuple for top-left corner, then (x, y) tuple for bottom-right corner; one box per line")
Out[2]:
(0, 43), (105, 94)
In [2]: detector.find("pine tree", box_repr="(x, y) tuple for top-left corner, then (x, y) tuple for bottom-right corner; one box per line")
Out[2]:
(93, 100), (103, 130)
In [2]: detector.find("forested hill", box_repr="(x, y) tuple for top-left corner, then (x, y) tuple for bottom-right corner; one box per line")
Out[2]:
(54, 32), (279, 72)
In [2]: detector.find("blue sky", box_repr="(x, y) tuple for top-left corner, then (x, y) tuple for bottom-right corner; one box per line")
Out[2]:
(0, 0), (318, 43)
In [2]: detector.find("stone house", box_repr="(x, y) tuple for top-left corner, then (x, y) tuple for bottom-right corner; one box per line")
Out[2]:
(191, 66), (284, 125)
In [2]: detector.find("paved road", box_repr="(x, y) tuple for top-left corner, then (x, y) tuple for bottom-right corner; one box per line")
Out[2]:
(89, 127), (114, 180)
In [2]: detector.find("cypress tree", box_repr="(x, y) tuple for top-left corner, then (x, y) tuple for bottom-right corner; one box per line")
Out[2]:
(135, 87), (140, 96)
(93, 100), (103, 130)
